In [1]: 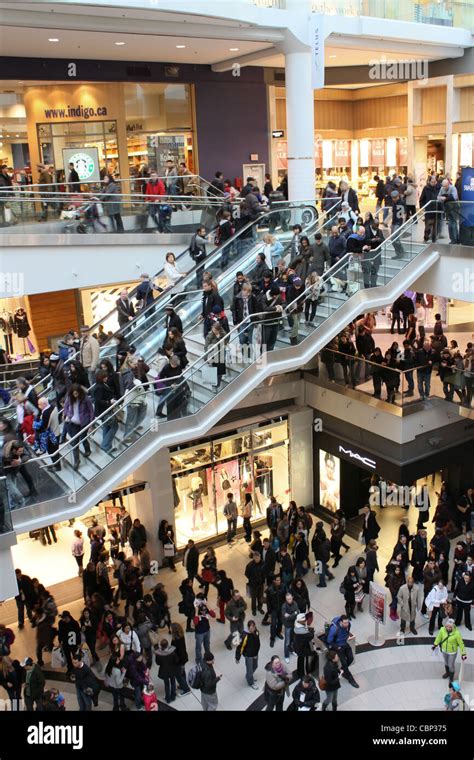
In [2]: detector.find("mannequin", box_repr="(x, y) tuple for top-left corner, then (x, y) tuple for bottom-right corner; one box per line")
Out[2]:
(0, 309), (14, 353)
(13, 307), (31, 356)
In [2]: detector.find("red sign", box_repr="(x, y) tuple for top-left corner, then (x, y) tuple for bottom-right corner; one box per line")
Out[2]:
(369, 582), (387, 624)
(334, 140), (351, 168)
(276, 139), (287, 171)
(398, 137), (408, 166)
(370, 139), (386, 166)
(314, 139), (323, 168)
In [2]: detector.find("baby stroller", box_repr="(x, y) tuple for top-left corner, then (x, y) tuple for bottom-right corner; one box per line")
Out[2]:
(61, 196), (107, 233)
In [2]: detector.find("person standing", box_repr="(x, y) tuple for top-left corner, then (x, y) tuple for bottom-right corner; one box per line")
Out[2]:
(235, 620), (261, 689)
(361, 505), (381, 546)
(115, 288), (135, 329)
(215, 570), (234, 624)
(171, 622), (191, 696)
(79, 326), (100, 387)
(411, 529), (428, 583)
(365, 539), (379, 589)
(57, 610), (81, 679)
(242, 493), (253, 543)
(281, 591), (298, 664)
(128, 518), (147, 558)
(267, 575), (285, 647)
(312, 523), (334, 588)
(454, 572), (473, 631)
(426, 580), (448, 635)
(264, 655), (289, 711)
(117, 506), (132, 548)
(223, 492), (238, 543)
(432, 619), (467, 682)
(199, 651), (221, 712)
(398, 576), (423, 635)
(245, 552), (265, 617)
(266, 496), (284, 533)
(183, 539), (200, 581)
(179, 577), (196, 632)
(71, 530), (85, 576)
(224, 589), (247, 651)
(14, 569), (36, 629)
(155, 638), (179, 704)
(72, 652), (100, 711)
(22, 657), (45, 711)
(193, 601), (215, 664)
(321, 650), (341, 711)
(99, 174), (124, 233)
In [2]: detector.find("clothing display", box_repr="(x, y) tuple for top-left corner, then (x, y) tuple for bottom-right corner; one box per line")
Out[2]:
(13, 308), (31, 338)
(0, 311), (14, 353)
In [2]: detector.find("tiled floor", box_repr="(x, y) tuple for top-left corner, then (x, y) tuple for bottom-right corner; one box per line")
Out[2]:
(2, 513), (473, 712)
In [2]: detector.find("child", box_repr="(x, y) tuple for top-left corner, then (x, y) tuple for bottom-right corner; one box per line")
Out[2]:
(142, 682), (159, 711)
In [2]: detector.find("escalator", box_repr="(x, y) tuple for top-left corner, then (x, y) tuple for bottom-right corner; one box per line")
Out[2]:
(1, 202), (322, 405)
(9, 205), (442, 534)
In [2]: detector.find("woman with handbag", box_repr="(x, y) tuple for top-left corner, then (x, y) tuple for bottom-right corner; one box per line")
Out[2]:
(264, 655), (290, 711)
(178, 577), (196, 632)
(171, 622), (191, 696)
(158, 520), (176, 571)
(198, 547), (218, 599)
(33, 397), (61, 471)
(321, 650), (341, 711)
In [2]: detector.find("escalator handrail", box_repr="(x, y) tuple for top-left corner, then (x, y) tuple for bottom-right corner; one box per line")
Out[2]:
(3, 202), (321, 409)
(29, 209), (428, 467)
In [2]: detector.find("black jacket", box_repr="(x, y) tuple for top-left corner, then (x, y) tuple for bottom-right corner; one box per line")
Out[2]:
(311, 531), (330, 563)
(185, 545), (200, 577)
(411, 535), (428, 566)
(200, 662), (219, 695)
(116, 297), (135, 327)
(291, 679), (320, 710)
(266, 504), (284, 529)
(74, 663), (100, 695)
(236, 630), (261, 660)
(245, 560), (265, 588)
(231, 291), (258, 326)
(155, 646), (179, 679)
(362, 511), (380, 541)
(179, 582), (195, 618)
(323, 659), (340, 691)
(202, 291), (224, 319)
(266, 584), (286, 613)
(262, 547), (277, 576)
(172, 635), (189, 666)
(165, 312), (183, 333)
(58, 618), (81, 649)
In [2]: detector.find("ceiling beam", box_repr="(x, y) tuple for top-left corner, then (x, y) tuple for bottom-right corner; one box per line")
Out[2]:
(328, 35), (465, 59)
(212, 46), (279, 72)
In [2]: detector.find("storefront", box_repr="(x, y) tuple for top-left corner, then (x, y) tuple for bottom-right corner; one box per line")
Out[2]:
(313, 429), (474, 523)
(171, 417), (291, 547)
(4, 80), (197, 183)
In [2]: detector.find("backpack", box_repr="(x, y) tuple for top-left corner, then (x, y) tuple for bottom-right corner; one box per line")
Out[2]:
(189, 235), (205, 262)
(187, 663), (203, 689)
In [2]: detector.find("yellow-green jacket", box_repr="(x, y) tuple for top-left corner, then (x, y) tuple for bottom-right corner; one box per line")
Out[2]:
(434, 626), (465, 655)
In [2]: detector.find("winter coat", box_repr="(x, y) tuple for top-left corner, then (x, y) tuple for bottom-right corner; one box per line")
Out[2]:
(398, 583), (423, 621)
(200, 662), (219, 695)
(291, 678), (320, 710)
(281, 600), (299, 628)
(63, 395), (95, 428)
(245, 560), (265, 588)
(236, 630), (261, 660)
(434, 626), (465, 655)
(426, 585), (448, 609)
(323, 659), (340, 692)
(225, 597), (247, 623)
(155, 645), (179, 679)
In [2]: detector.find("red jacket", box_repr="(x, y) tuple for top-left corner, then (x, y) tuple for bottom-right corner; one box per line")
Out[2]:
(145, 180), (165, 200)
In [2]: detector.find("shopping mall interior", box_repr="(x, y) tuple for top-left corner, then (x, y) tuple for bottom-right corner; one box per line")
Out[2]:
(0, 0), (473, 733)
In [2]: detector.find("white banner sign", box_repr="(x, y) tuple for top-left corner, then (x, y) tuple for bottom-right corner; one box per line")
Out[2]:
(310, 14), (325, 90)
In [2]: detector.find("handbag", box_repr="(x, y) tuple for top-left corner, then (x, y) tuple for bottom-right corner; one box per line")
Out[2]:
(318, 675), (327, 690)
(202, 365), (218, 386)
(201, 569), (215, 584)
(51, 646), (66, 669)
(163, 542), (175, 557)
(148, 629), (161, 648)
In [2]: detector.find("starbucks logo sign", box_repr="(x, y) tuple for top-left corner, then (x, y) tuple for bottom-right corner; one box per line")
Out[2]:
(70, 152), (96, 180)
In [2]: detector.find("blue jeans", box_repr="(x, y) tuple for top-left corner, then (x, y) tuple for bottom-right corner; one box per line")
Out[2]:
(447, 216), (459, 244)
(101, 418), (118, 452)
(238, 324), (254, 345)
(76, 688), (92, 712)
(195, 630), (211, 663)
(417, 370), (431, 398)
(318, 560), (329, 587)
(133, 684), (143, 710)
(245, 656), (258, 686)
(284, 626), (294, 658)
(163, 676), (176, 703)
(405, 370), (414, 393)
(295, 561), (309, 577)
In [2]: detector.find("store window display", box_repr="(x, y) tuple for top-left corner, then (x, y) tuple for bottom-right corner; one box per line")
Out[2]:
(0, 299), (37, 360)
(171, 419), (291, 547)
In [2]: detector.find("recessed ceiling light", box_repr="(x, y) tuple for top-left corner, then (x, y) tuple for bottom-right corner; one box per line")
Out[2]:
(6, 134), (10, 137)
(115, 41), (125, 46)
(15, 134), (19, 137)
(329, 54), (337, 58)
(48, 38), (59, 42)
(176, 44), (186, 49)
(229, 47), (239, 51)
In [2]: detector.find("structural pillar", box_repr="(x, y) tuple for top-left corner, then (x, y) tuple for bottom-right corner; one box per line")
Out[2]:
(0, 546), (19, 602)
(285, 50), (315, 202)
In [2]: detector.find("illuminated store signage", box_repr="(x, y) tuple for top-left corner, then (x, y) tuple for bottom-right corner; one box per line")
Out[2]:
(338, 445), (376, 469)
(63, 147), (100, 182)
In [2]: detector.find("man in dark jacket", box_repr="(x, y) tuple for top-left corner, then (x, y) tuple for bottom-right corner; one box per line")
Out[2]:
(164, 305), (183, 334)
(117, 506), (132, 547)
(281, 592), (299, 662)
(419, 175), (440, 242)
(15, 569), (36, 629)
(261, 538), (277, 584)
(309, 233), (331, 275)
(235, 620), (261, 688)
(291, 674), (320, 711)
(328, 225), (347, 267)
(200, 651), (221, 711)
(128, 519), (147, 556)
(411, 529), (428, 583)
(183, 539), (199, 580)
(116, 288), (135, 328)
(415, 340), (435, 400)
(245, 553), (266, 616)
(72, 652), (100, 711)
(361, 505), (380, 545)
(241, 177), (256, 198)
(312, 522), (334, 588)
(338, 181), (359, 213)
(58, 611), (81, 677)
(326, 615), (358, 688)
(224, 589), (247, 650)
(68, 161), (80, 190)
(22, 657), (45, 711)
(266, 576), (285, 646)
(201, 281), (224, 337)
(231, 282), (258, 345)
(266, 497), (284, 531)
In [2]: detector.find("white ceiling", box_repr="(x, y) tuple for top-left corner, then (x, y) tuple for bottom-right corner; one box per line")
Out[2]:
(0, 25), (444, 68)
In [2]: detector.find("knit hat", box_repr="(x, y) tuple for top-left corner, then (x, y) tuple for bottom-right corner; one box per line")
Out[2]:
(296, 613), (307, 625)
(391, 190), (400, 199)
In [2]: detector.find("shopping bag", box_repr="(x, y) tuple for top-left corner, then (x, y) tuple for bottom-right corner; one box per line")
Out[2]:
(163, 542), (175, 557)
(51, 646), (66, 669)
(201, 365), (218, 386)
(431, 646), (443, 661)
(5, 207), (12, 223)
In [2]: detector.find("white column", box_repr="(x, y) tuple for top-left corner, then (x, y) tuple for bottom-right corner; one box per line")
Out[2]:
(285, 50), (315, 202)
(288, 409), (313, 508)
(0, 547), (18, 601)
(131, 448), (175, 566)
